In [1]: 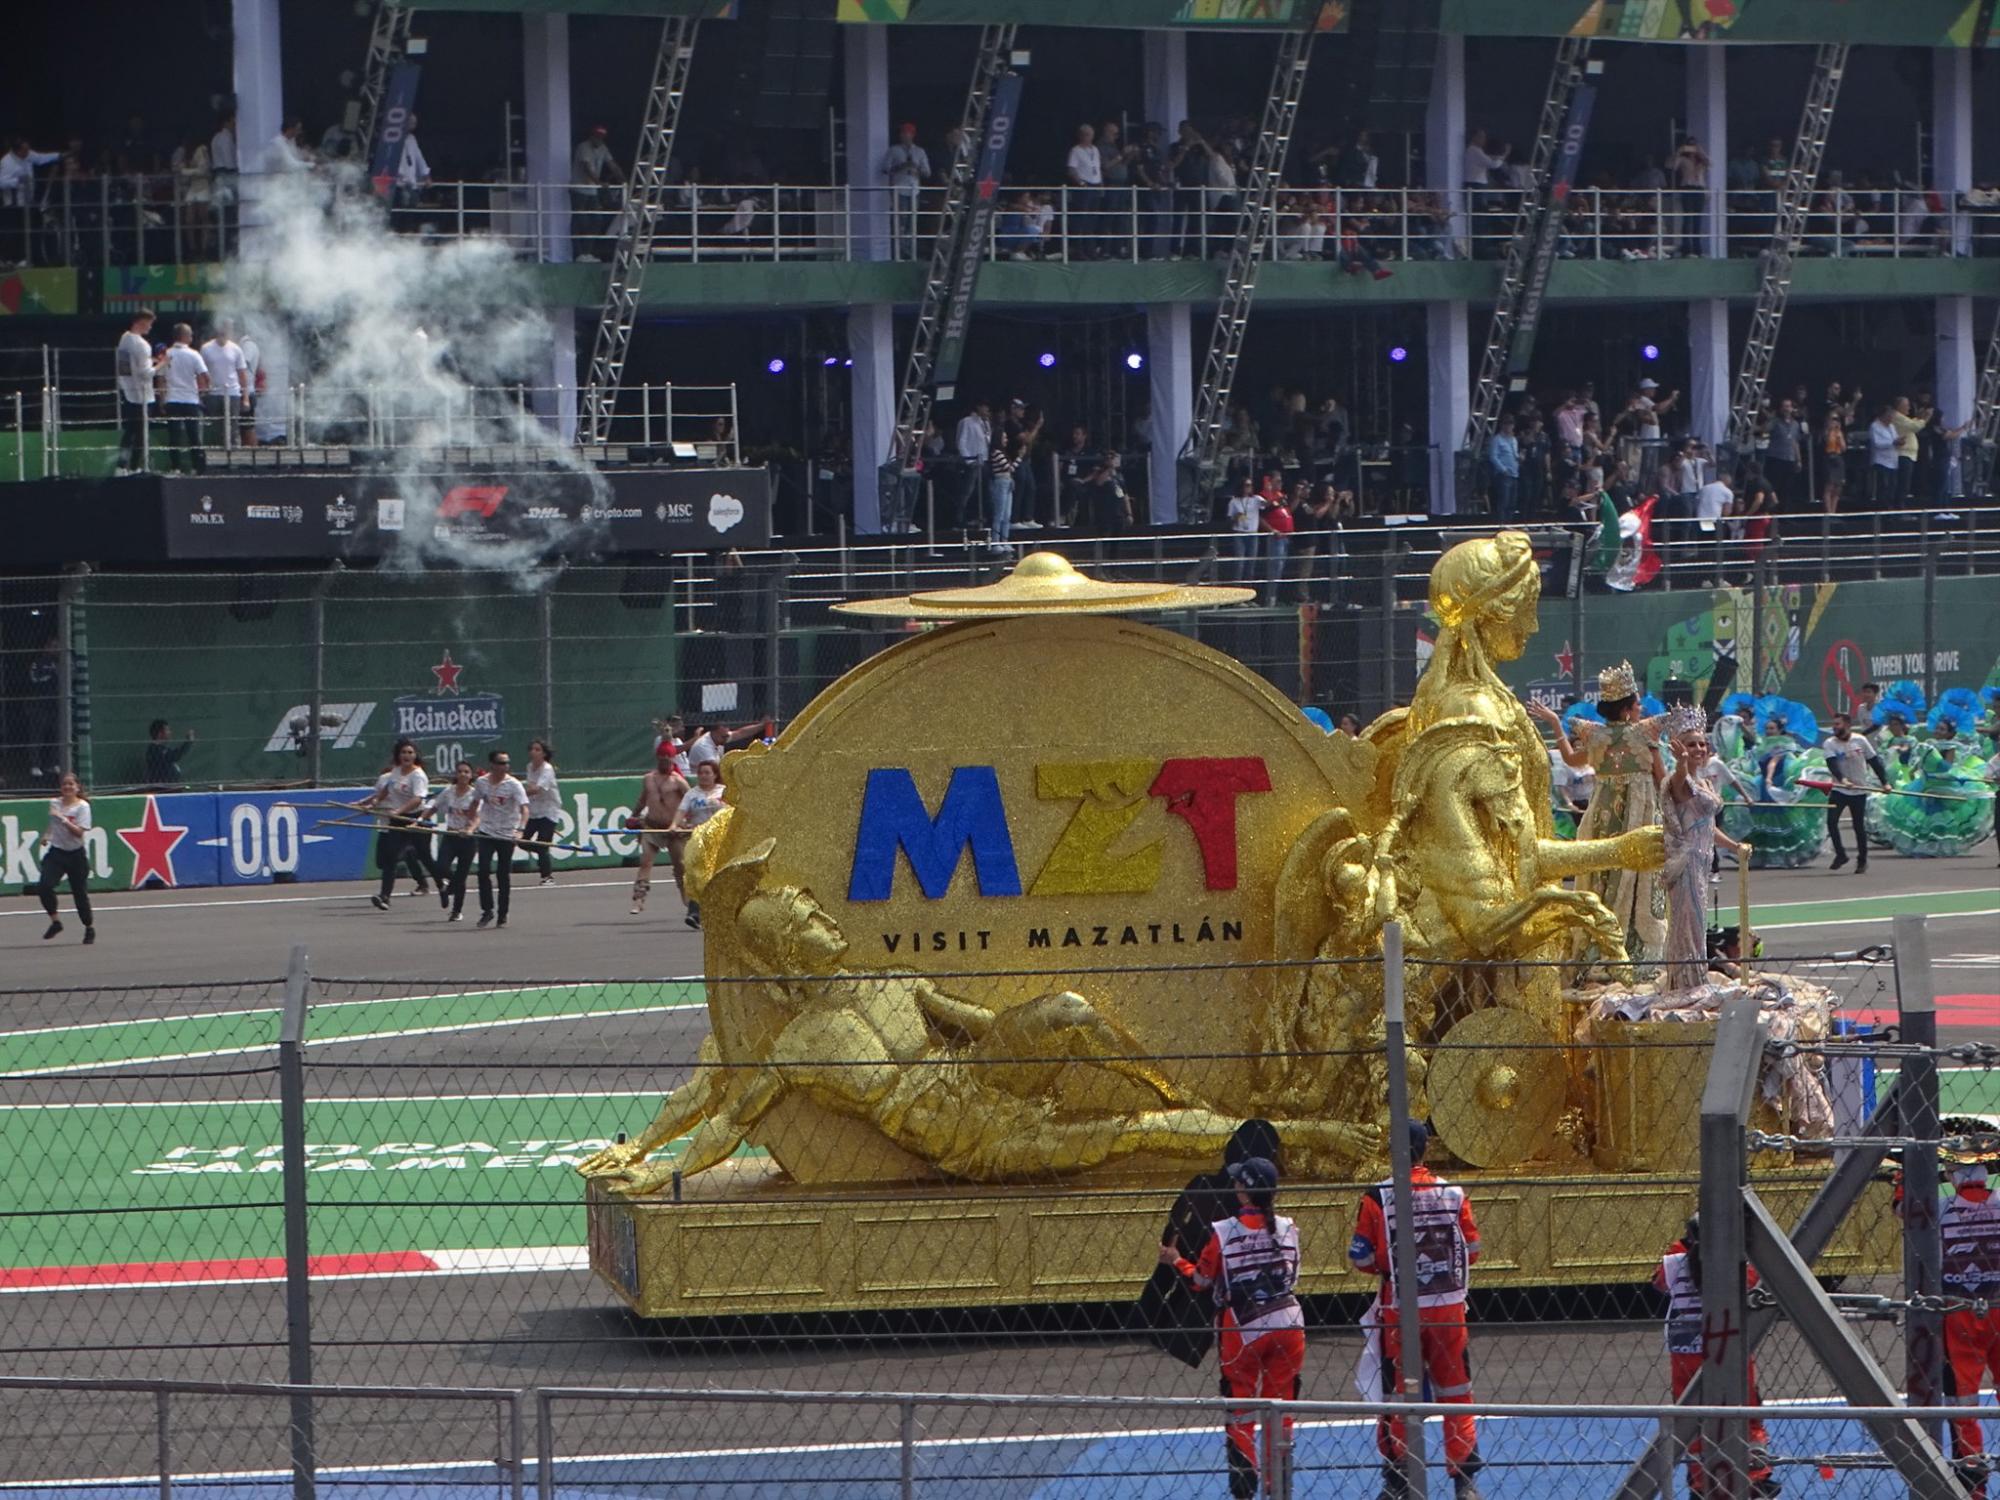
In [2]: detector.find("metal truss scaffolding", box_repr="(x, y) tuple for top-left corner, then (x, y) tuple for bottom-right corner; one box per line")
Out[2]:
(1725, 43), (1848, 454)
(1460, 38), (1591, 461)
(581, 18), (701, 445)
(887, 24), (1020, 474)
(1975, 303), (2000, 444)
(354, 2), (414, 168)
(1180, 26), (1316, 522)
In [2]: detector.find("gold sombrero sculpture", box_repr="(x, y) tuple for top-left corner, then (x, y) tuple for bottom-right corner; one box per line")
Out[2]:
(830, 550), (1254, 620)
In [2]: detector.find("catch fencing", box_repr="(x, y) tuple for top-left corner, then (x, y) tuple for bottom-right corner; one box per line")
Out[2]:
(1, 937), (1980, 1493)
(3, 516), (1996, 795)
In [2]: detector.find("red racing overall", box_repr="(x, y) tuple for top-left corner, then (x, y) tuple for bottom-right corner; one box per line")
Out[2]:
(1941, 1174), (2000, 1494)
(1174, 1210), (1306, 1498)
(1350, 1168), (1482, 1477)
(1655, 1244), (1774, 1494)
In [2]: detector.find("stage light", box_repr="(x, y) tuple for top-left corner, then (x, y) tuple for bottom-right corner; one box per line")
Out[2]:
(766, 358), (787, 374)
(1388, 345), (1409, 363)
(1125, 352), (1145, 371)
(1642, 343), (1660, 361)
(1038, 352), (1056, 368)
(842, 357), (853, 367)
(822, 355), (839, 367)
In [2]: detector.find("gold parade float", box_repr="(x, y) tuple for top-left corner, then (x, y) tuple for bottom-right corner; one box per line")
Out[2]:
(580, 539), (1891, 1318)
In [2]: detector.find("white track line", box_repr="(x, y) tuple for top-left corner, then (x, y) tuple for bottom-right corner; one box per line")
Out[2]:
(1, 878), (634, 918)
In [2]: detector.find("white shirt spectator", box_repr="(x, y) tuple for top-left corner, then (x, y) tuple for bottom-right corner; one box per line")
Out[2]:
(0, 148), (61, 206)
(1227, 494), (1261, 534)
(1206, 151), (1238, 209)
(200, 338), (247, 399)
(955, 411), (990, 463)
(266, 133), (306, 174)
(162, 345), (208, 405)
(116, 330), (156, 406)
(210, 125), (238, 173)
(1695, 479), (1732, 523)
(572, 136), (616, 184)
(472, 774), (529, 840)
(1462, 142), (1501, 186)
(45, 797), (92, 852)
(1066, 142), (1103, 187)
(1868, 418), (1898, 472)
(1634, 396), (1660, 440)
(883, 141), (930, 191)
(395, 134), (430, 189)
(685, 731), (722, 769)
(523, 760), (561, 820)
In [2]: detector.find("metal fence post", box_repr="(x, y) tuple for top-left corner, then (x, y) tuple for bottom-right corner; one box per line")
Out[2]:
(1378, 551), (1397, 721)
(307, 565), (337, 788)
(1698, 996), (1764, 1500)
(899, 1398), (915, 1500)
(156, 1389), (172, 1500)
(279, 944), (316, 1500)
(1920, 537), (1938, 707)
(1893, 914), (1944, 1451)
(1381, 922), (1430, 1498)
(1749, 554), (1767, 694)
(535, 1391), (555, 1500)
(1568, 532), (1587, 698)
(539, 574), (559, 743)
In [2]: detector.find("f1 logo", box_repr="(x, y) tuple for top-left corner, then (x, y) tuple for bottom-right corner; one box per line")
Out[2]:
(439, 485), (508, 519)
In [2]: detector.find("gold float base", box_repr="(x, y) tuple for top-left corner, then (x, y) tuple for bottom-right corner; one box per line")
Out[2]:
(585, 1163), (1898, 1320)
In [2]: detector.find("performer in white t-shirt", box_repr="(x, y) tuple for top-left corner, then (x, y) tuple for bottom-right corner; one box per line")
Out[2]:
(518, 739), (562, 884)
(669, 758), (729, 929)
(358, 739), (445, 912)
(35, 771), (96, 944)
(471, 749), (530, 928)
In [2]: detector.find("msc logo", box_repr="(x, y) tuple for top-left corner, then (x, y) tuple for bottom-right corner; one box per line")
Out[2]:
(848, 758), (1271, 903)
(439, 485), (508, 519)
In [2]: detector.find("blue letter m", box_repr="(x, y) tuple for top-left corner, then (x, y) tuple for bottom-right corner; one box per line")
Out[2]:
(848, 766), (1023, 901)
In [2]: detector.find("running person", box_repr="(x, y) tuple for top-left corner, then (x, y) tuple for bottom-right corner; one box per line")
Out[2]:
(1160, 1155), (1306, 1500)
(470, 749), (528, 929)
(669, 757), (727, 929)
(433, 761), (481, 922)
(35, 772), (96, 944)
(360, 739), (443, 913)
(519, 739), (561, 885)
(626, 745), (687, 915)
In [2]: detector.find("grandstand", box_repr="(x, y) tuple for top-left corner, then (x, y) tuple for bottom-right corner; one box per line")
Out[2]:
(3, 3), (1999, 1497)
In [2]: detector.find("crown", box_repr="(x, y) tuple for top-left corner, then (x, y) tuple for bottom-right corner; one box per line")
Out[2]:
(1597, 661), (1639, 701)
(1664, 705), (1708, 740)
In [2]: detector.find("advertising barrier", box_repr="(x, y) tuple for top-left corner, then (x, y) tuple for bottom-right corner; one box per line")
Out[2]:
(4, 776), (646, 895)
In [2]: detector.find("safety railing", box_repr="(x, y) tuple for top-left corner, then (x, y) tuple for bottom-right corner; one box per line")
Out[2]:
(530, 1388), (1999, 1500)
(6, 174), (1998, 268)
(0, 1375), (525, 1499)
(2, 375), (741, 477)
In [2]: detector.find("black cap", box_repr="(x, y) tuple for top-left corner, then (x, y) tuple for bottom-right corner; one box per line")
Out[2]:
(1227, 1156), (1279, 1193)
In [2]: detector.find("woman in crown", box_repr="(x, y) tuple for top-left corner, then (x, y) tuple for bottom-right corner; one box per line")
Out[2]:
(1659, 705), (1746, 990)
(1529, 660), (1668, 970)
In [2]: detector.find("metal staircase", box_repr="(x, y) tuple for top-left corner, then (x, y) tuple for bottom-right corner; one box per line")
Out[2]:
(886, 24), (1019, 481)
(1974, 304), (2000, 444)
(1461, 38), (1592, 462)
(580, 18), (701, 445)
(1725, 42), (1848, 453)
(354, 2), (414, 164)
(1179, 26), (1316, 522)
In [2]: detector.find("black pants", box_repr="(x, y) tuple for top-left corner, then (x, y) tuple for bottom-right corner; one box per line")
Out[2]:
(376, 828), (442, 900)
(440, 833), (477, 916)
(36, 846), (92, 927)
(520, 817), (556, 879)
(477, 839), (512, 920)
(1827, 792), (1868, 864)
(165, 402), (203, 473)
(118, 400), (148, 470)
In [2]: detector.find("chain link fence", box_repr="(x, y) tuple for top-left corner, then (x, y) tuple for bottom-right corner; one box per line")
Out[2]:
(5, 941), (1986, 1491)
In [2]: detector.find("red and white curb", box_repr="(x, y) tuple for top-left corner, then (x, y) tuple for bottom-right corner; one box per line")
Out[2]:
(0, 1245), (589, 1294)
